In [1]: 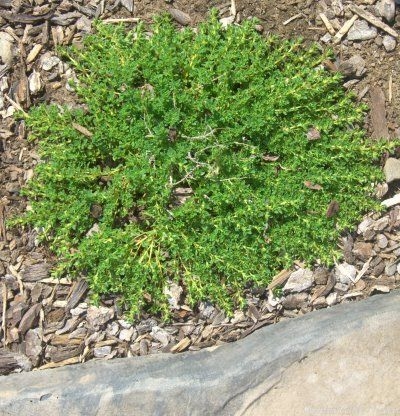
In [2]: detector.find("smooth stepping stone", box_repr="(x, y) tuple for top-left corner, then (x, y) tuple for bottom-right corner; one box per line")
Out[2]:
(1, 291), (400, 415)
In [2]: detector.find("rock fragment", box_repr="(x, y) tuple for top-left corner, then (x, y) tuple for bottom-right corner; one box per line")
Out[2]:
(338, 55), (366, 78)
(283, 269), (314, 294)
(94, 346), (112, 358)
(335, 263), (357, 284)
(151, 326), (170, 347)
(326, 292), (339, 306)
(384, 158), (400, 183)
(376, 234), (388, 249)
(334, 282), (349, 294)
(282, 293), (309, 310)
(41, 53), (61, 71)
(106, 321), (120, 337)
(312, 297), (328, 309)
(382, 35), (396, 52)
(377, 0), (396, 22)
(119, 327), (135, 342)
(86, 306), (115, 331)
(347, 20), (377, 41)
(164, 282), (182, 309)
(25, 328), (42, 367)
(0, 32), (15, 66)
(28, 70), (42, 94)
(385, 261), (398, 276)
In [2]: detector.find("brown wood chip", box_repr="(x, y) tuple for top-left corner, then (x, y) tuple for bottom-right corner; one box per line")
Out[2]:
(72, 123), (93, 137)
(47, 343), (84, 362)
(267, 269), (291, 290)
(18, 303), (41, 335)
(262, 154), (279, 162)
(39, 356), (80, 370)
(247, 303), (261, 322)
(0, 8), (56, 24)
(370, 86), (389, 140)
(22, 263), (51, 282)
(304, 181), (322, 191)
(239, 315), (275, 339)
(169, 8), (192, 26)
(171, 337), (191, 353)
(0, 204), (6, 241)
(326, 200), (340, 218)
(65, 279), (88, 311)
(51, 333), (82, 346)
(0, 350), (32, 375)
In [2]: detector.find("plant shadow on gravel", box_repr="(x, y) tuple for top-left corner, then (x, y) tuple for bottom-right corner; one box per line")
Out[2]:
(14, 13), (392, 319)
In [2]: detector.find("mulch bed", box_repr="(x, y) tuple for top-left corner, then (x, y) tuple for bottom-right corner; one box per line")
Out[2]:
(1, 0), (400, 374)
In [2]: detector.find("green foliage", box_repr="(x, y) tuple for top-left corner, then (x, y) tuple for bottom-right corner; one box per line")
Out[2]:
(18, 15), (389, 318)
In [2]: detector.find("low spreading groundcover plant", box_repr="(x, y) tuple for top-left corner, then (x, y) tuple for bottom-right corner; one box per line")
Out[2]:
(17, 14), (390, 318)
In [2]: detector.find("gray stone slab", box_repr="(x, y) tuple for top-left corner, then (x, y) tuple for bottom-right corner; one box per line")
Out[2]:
(1, 291), (400, 416)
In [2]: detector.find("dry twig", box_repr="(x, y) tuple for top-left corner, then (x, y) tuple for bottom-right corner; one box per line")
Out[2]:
(283, 13), (304, 26)
(1, 282), (7, 346)
(102, 17), (140, 23)
(332, 15), (358, 44)
(0, 204), (5, 241)
(349, 4), (398, 38)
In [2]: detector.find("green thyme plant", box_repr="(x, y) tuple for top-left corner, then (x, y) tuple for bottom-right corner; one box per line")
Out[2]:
(18, 14), (389, 318)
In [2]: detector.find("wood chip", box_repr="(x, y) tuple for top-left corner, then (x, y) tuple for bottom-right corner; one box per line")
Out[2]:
(18, 303), (41, 335)
(226, 0), (236, 17)
(65, 279), (88, 311)
(267, 269), (291, 290)
(0, 350), (32, 375)
(304, 181), (323, 191)
(102, 17), (140, 24)
(22, 263), (51, 282)
(342, 291), (364, 299)
(319, 13), (336, 36)
(72, 122), (93, 137)
(38, 356), (80, 370)
(48, 343), (84, 362)
(370, 86), (389, 140)
(169, 8), (192, 26)
(26, 44), (43, 64)
(283, 13), (303, 26)
(120, 0), (134, 13)
(369, 284), (390, 295)
(0, 204), (6, 241)
(326, 200), (340, 218)
(262, 154), (279, 162)
(332, 15), (358, 44)
(171, 336), (191, 353)
(306, 127), (321, 140)
(53, 300), (67, 308)
(38, 277), (72, 285)
(239, 315), (275, 339)
(354, 257), (372, 282)
(349, 4), (398, 38)
(51, 333), (82, 346)
(0, 8), (56, 24)
(1, 282), (7, 343)
(247, 303), (261, 322)
(382, 194), (400, 208)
